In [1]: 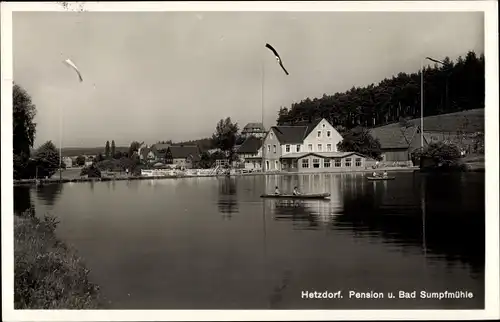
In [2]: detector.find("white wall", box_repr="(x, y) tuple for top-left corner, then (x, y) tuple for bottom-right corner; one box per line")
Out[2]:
(303, 119), (343, 153)
(281, 143), (303, 155)
(262, 128), (282, 170)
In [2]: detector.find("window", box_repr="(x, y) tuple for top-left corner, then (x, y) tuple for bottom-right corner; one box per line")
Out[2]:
(318, 144), (322, 152)
(345, 158), (352, 167)
(270, 132), (274, 139)
(308, 144), (313, 152)
(266, 161), (270, 170)
(275, 160), (279, 170)
(313, 158), (320, 168)
(296, 145), (300, 152)
(273, 145), (277, 153)
(302, 159), (309, 168)
(326, 144), (332, 152)
(317, 131), (321, 138)
(334, 158), (341, 167)
(285, 145), (290, 153)
(324, 158), (331, 167)
(355, 158), (362, 167)
(267, 145), (271, 152)
(322, 124), (326, 128)
(327, 130), (331, 137)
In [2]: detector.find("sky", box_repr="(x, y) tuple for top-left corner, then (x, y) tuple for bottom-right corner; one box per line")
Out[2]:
(13, 11), (484, 148)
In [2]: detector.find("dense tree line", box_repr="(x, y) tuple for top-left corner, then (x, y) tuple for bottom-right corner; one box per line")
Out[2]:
(277, 51), (485, 128)
(13, 84), (66, 179)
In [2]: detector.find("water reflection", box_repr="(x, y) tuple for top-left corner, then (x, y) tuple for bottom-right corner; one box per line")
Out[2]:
(35, 183), (64, 206)
(15, 172), (484, 309)
(14, 185), (32, 215)
(217, 177), (239, 219)
(333, 173), (484, 272)
(263, 174), (343, 229)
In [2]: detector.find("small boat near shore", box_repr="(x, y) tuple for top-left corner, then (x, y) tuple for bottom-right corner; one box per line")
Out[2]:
(260, 192), (331, 199)
(367, 176), (395, 181)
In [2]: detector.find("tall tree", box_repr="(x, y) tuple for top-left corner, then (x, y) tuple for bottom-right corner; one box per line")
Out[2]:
(13, 83), (37, 179)
(212, 117), (239, 163)
(105, 141), (110, 159)
(128, 141), (143, 157)
(111, 140), (116, 158)
(337, 127), (382, 161)
(75, 155), (86, 166)
(33, 141), (62, 178)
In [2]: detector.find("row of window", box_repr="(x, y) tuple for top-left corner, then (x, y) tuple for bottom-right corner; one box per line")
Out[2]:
(317, 130), (332, 138)
(269, 129), (332, 140)
(301, 158), (362, 168)
(267, 143), (334, 154)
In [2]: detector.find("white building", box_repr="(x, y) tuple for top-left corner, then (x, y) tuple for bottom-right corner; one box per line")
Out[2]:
(261, 118), (350, 172)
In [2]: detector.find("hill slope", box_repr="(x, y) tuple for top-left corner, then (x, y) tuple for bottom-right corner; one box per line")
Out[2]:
(371, 108), (484, 133)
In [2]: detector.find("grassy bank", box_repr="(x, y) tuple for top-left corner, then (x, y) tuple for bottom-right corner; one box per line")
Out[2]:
(14, 210), (102, 309)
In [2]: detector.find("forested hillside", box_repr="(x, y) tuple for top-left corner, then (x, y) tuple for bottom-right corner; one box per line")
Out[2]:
(277, 51), (485, 129)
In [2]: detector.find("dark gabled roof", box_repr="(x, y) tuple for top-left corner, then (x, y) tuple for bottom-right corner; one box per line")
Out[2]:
(291, 118), (323, 138)
(168, 145), (201, 161)
(151, 143), (171, 152)
(370, 125), (419, 149)
(270, 118), (324, 144)
(272, 126), (308, 143)
(237, 136), (263, 154)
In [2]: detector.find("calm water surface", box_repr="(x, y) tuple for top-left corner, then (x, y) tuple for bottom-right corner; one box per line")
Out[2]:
(14, 172), (485, 309)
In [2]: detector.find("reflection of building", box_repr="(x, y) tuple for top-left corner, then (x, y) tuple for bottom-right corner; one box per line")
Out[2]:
(265, 173), (343, 226)
(262, 118), (366, 172)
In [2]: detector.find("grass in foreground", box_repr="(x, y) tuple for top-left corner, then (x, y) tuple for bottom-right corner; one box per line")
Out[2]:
(14, 210), (102, 309)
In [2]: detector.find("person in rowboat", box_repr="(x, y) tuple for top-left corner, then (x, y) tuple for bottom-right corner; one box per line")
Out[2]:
(275, 186), (281, 195)
(383, 171), (388, 178)
(372, 171), (378, 177)
(293, 186), (301, 196)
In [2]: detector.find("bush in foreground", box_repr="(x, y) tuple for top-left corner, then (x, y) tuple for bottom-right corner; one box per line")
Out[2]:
(14, 210), (102, 309)
(413, 142), (468, 172)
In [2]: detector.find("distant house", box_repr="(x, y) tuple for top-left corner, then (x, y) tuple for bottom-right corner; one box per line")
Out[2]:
(262, 118), (346, 172)
(151, 143), (171, 160)
(236, 136), (263, 170)
(138, 146), (157, 163)
(63, 157), (73, 168)
(369, 125), (426, 162)
(165, 145), (201, 169)
(370, 109), (484, 162)
(241, 122), (266, 138)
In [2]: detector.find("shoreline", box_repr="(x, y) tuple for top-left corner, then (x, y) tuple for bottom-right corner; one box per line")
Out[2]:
(14, 166), (420, 186)
(14, 211), (103, 309)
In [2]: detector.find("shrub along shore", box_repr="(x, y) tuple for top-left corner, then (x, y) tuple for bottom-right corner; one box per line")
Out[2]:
(14, 210), (102, 309)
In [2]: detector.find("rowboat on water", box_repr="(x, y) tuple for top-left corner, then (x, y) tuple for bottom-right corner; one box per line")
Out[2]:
(367, 176), (395, 181)
(260, 192), (331, 199)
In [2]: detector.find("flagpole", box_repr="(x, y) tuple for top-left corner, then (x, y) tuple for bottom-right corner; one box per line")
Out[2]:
(59, 103), (63, 181)
(261, 58), (266, 173)
(420, 58), (424, 151)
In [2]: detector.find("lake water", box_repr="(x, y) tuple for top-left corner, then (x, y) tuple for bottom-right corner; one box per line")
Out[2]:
(14, 171), (485, 309)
